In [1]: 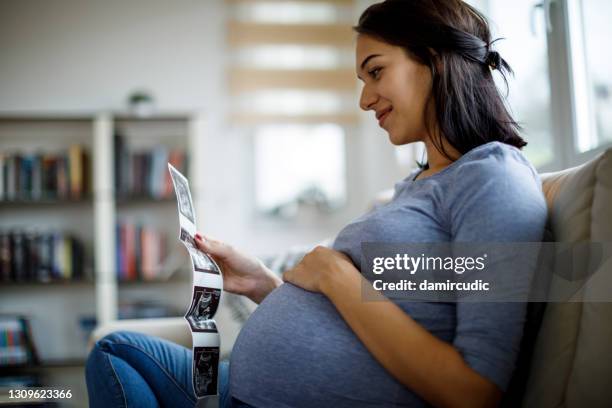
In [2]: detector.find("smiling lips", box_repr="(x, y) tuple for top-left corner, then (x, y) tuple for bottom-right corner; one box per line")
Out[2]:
(376, 107), (393, 127)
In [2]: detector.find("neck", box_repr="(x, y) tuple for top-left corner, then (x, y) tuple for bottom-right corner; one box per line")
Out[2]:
(423, 136), (461, 172)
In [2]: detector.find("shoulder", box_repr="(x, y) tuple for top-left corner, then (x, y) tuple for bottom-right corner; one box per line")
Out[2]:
(446, 142), (548, 241)
(454, 141), (538, 179)
(448, 141), (543, 198)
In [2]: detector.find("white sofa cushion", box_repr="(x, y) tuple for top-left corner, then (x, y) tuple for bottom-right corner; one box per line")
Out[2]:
(523, 149), (612, 408)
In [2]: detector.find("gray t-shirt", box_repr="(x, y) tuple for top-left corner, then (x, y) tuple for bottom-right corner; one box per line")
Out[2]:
(229, 141), (548, 407)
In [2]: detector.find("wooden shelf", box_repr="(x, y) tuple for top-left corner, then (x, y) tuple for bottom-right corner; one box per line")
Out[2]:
(0, 198), (92, 207)
(113, 112), (193, 122)
(115, 195), (175, 206)
(117, 279), (190, 286)
(0, 280), (95, 290)
(1, 358), (86, 371)
(0, 113), (94, 122)
(0, 111), (192, 123)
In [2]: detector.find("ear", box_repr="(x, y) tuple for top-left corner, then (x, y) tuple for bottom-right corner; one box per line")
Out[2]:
(428, 48), (443, 74)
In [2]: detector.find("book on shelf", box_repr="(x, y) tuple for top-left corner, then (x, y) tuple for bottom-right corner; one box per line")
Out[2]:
(0, 146), (90, 202)
(0, 229), (86, 283)
(114, 133), (187, 200)
(116, 221), (167, 282)
(0, 315), (39, 368)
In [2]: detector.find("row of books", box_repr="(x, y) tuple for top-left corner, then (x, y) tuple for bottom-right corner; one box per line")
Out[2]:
(0, 145), (90, 202)
(116, 222), (167, 281)
(114, 134), (187, 199)
(0, 230), (86, 283)
(0, 316), (38, 367)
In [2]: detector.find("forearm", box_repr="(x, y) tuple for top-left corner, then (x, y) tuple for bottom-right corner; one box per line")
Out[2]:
(321, 266), (501, 408)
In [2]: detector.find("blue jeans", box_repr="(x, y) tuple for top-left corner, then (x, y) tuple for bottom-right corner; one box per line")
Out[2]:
(85, 330), (250, 408)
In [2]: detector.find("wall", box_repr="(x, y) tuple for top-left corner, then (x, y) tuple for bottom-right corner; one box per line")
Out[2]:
(0, 0), (225, 113)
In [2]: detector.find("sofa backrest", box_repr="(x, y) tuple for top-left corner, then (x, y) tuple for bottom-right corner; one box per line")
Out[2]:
(521, 149), (612, 408)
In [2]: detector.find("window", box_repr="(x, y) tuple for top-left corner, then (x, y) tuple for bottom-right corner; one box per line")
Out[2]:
(577, 0), (612, 151)
(254, 124), (346, 216)
(226, 0), (356, 217)
(468, 0), (554, 168)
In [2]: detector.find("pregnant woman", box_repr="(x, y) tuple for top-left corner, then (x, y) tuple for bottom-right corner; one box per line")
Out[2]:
(85, 1), (547, 407)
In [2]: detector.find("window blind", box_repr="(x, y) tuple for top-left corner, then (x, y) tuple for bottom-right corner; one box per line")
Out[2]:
(226, 0), (359, 125)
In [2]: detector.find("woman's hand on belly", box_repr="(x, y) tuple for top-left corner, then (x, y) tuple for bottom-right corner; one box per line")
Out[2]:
(195, 233), (282, 304)
(282, 246), (354, 294)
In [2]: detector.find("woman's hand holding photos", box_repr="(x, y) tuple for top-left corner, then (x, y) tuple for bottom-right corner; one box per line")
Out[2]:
(194, 233), (282, 304)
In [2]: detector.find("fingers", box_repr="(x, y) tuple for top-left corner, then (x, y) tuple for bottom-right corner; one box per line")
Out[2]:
(195, 233), (232, 258)
(282, 268), (292, 283)
(282, 263), (301, 283)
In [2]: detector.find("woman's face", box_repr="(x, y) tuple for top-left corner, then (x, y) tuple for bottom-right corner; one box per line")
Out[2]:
(356, 34), (434, 145)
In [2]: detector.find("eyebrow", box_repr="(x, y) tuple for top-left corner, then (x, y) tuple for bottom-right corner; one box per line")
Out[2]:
(357, 54), (381, 80)
(360, 54), (381, 71)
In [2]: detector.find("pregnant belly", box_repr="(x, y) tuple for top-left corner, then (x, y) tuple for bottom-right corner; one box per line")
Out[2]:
(229, 284), (426, 407)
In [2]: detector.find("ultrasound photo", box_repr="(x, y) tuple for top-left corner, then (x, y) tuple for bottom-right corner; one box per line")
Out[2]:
(179, 227), (193, 245)
(169, 164), (195, 225)
(190, 249), (219, 274)
(193, 346), (219, 398)
(186, 287), (221, 332)
(180, 230), (219, 275)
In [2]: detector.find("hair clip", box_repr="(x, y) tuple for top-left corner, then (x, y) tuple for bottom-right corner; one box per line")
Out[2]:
(485, 50), (502, 70)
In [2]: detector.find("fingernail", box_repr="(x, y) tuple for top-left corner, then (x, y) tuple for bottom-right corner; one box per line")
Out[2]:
(195, 233), (202, 240)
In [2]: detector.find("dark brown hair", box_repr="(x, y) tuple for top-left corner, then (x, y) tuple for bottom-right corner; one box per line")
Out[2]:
(354, 0), (526, 163)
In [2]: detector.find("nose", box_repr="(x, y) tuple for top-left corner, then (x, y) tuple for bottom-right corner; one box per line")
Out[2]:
(359, 83), (377, 111)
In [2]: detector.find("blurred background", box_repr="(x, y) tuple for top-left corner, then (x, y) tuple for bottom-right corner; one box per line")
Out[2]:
(0, 0), (610, 406)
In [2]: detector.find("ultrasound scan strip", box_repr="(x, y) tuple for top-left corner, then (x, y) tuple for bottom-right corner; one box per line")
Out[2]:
(169, 163), (223, 400)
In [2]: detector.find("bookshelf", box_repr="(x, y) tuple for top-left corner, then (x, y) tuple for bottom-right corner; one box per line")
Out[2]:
(0, 112), (206, 392)
(112, 114), (195, 321)
(0, 116), (96, 374)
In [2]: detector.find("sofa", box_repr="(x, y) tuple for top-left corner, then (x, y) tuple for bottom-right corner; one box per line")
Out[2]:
(90, 148), (612, 408)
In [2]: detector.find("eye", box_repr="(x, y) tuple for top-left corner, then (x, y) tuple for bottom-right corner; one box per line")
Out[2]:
(368, 67), (382, 79)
